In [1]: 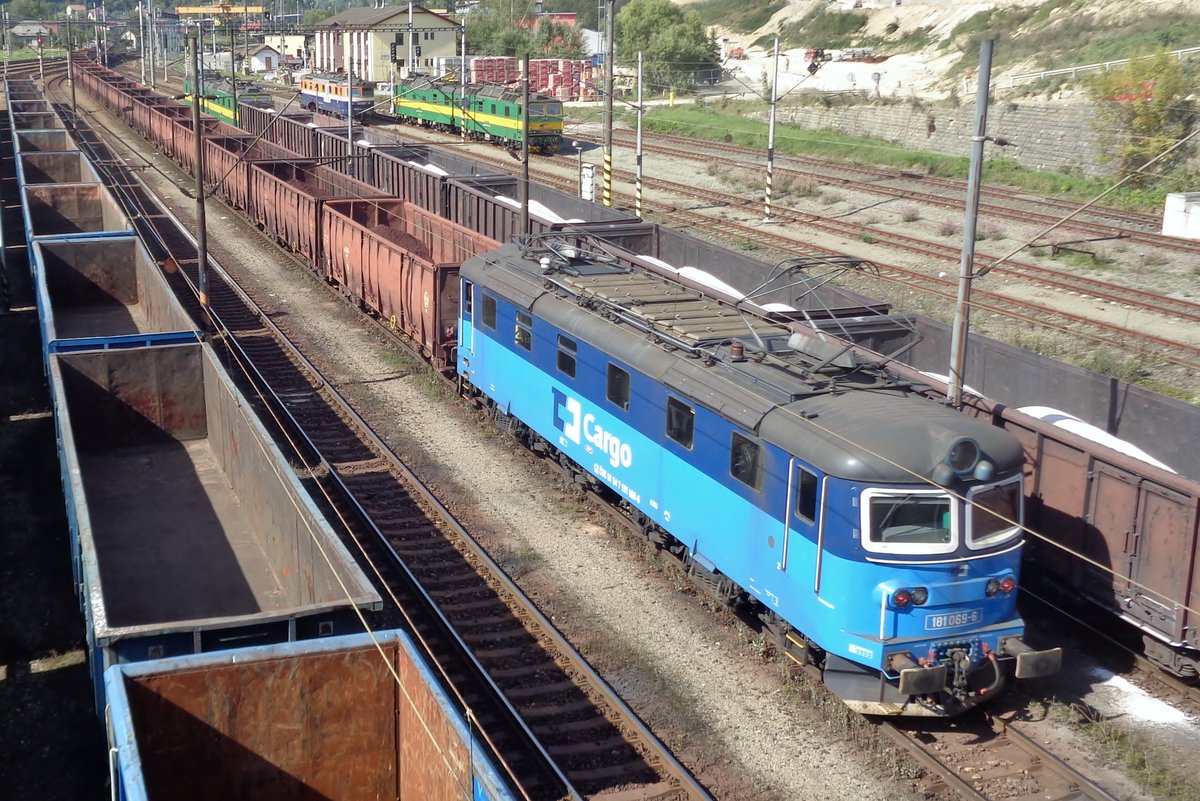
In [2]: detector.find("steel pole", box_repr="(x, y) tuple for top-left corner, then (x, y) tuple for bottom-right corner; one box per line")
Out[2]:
(345, 36), (353, 174)
(67, 19), (76, 122)
(947, 38), (994, 408)
(602, 0), (614, 207)
(229, 16), (237, 120)
(147, 0), (155, 87)
(764, 36), (779, 221)
(190, 34), (211, 331)
(520, 53), (530, 237)
(459, 22), (466, 142)
(635, 51), (643, 219)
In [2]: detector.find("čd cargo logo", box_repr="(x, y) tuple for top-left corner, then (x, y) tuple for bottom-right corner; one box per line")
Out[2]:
(552, 388), (633, 469)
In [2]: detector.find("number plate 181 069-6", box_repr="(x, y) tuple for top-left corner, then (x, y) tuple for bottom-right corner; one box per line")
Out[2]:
(925, 609), (983, 630)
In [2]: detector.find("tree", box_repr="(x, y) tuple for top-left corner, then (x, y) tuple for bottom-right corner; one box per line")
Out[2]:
(1087, 51), (1196, 186)
(465, 0), (583, 60)
(302, 8), (334, 28)
(615, 0), (717, 90)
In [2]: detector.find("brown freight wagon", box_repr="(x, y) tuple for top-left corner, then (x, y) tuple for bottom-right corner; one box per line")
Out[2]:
(201, 135), (292, 210)
(320, 199), (499, 370)
(171, 116), (237, 177)
(248, 161), (388, 262)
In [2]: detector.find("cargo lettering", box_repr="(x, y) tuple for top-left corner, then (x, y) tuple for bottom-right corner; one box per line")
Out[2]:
(552, 388), (633, 469)
(583, 414), (632, 469)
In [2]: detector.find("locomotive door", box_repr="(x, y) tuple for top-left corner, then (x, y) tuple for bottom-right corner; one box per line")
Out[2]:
(781, 458), (822, 590)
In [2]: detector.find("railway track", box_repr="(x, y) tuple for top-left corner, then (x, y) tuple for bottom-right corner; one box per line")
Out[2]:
(378, 123), (1200, 374)
(879, 716), (1120, 801)
(584, 130), (1200, 326)
(62, 69), (1198, 801)
(604, 127), (1191, 253)
(49, 70), (713, 801)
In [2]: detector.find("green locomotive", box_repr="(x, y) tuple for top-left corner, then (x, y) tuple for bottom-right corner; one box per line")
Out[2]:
(182, 77), (274, 125)
(388, 76), (563, 153)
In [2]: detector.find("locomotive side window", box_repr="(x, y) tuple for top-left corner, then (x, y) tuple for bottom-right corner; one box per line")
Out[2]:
(606, 364), (630, 410)
(557, 336), (576, 377)
(730, 433), (761, 490)
(967, 476), (1022, 549)
(481, 293), (497, 330)
(796, 468), (818, 522)
(861, 489), (955, 555)
(514, 311), (532, 350)
(665, 398), (693, 449)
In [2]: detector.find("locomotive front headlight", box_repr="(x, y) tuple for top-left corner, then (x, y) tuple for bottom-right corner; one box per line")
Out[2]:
(947, 438), (980, 473)
(985, 578), (1000, 596)
(910, 587), (929, 605)
(892, 588), (913, 608)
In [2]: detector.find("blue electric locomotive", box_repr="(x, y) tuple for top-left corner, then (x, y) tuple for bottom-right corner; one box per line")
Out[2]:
(457, 236), (1061, 716)
(298, 73), (374, 118)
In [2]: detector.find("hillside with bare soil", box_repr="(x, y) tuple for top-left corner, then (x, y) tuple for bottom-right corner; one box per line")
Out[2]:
(700, 0), (1200, 99)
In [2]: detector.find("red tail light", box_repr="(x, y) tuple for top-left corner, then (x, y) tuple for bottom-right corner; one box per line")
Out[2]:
(892, 588), (913, 607)
(999, 576), (1016, 594)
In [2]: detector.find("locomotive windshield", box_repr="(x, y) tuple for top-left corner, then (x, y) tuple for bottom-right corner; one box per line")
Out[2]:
(967, 476), (1022, 549)
(528, 102), (562, 116)
(861, 489), (954, 555)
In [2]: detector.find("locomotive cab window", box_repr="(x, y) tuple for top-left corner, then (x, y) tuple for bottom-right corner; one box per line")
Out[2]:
(860, 489), (956, 555)
(967, 476), (1022, 550)
(514, 311), (532, 350)
(665, 397), (694, 449)
(557, 336), (576, 378)
(606, 364), (630, 410)
(730, 433), (761, 491)
(481, 293), (497, 330)
(796, 468), (818, 522)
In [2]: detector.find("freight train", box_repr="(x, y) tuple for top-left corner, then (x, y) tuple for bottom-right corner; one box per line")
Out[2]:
(74, 58), (1200, 708)
(387, 74), (564, 153)
(70, 58), (1063, 714)
(5, 74), (383, 722)
(6, 77), (524, 801)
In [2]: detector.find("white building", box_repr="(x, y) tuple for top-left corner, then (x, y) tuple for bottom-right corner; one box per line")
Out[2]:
(263, 34), (307, 67)
(248, 43), (283, 73)
(312, 4), (459, 82)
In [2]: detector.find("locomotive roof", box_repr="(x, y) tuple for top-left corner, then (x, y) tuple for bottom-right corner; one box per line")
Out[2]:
(303, 72), (372, 86)
(401, 75), (561, 105)
(208, 78), (270, 97)
(463, 239), (1024, 484)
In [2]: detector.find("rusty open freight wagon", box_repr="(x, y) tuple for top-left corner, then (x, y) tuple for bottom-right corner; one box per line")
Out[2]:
(48, 342), (382, 713)
(31, 236), (197, 356)
(104, 631), (519, 801)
